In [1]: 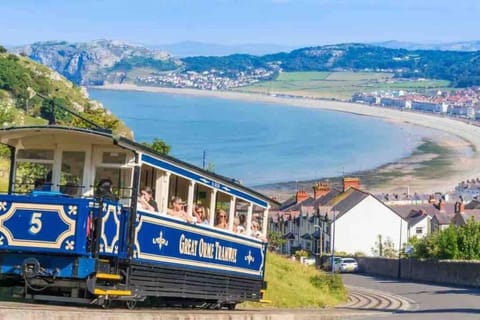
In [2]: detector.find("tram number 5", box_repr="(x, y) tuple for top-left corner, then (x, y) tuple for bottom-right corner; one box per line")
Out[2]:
(29, 212), (43, 234)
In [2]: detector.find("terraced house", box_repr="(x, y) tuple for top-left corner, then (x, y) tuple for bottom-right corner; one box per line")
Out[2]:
(269, 178), (409, 257)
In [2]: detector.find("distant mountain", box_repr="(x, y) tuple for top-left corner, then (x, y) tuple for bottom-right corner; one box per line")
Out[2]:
(15, 40), (480, 88)
(374, 40), (480, 51)
(13, 39), (181, 85)
(151, 41), (295, 57)
(182, 43), (480, 87)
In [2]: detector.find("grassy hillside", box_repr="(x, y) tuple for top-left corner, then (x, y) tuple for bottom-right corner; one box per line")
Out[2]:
(0, 46), (133, 192)
(0, 47), (130, 136)
(242, 252), (347, 308)
(239, 71), (451, 100)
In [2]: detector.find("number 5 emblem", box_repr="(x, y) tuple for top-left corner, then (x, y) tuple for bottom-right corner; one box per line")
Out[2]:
(29, 212), (42, 234)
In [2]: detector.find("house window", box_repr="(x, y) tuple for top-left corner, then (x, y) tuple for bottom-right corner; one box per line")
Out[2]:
(305, 241), (312, 250)
(416, 227), (423, 234)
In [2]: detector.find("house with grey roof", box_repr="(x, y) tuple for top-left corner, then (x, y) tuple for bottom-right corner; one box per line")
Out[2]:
(452, 208), (480, 226)
(391, 200), (455, 238)
(269, 178), (409, 257)
(320, 186), (408, 256)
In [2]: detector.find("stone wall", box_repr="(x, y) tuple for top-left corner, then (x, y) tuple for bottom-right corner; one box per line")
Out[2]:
(356, 257), (480, 287)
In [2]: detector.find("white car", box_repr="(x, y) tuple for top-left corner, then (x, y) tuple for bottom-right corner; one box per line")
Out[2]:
(337, 258), (359, 273)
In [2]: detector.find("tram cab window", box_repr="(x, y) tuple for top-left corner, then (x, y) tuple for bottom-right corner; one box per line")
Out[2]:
(15, 149), (54, 194)
(102, 152), (127, 164)
(60, 151), (86, 197)
(94, 167), (132, 202)
(94, 151), (134, 204)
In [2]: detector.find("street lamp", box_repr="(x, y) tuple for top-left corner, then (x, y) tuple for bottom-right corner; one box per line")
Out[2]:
(330, 210), (337, 274)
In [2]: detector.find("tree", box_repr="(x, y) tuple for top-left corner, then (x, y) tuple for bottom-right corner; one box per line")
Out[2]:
(267, 230), (287, 252)
(141, 138), (171, 155)
(40, 97), (73, 124)
(371, 234), (398, 258)
(205, 162), (215, 172)
(410, 218), (480, 260)
(458, 217), (480, 260)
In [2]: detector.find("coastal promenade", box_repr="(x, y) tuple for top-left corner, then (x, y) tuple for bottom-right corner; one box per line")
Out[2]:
(97, 84), (480, 194)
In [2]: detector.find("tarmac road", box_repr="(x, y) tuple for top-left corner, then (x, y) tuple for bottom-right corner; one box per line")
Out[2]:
(341, 273), (480, 319)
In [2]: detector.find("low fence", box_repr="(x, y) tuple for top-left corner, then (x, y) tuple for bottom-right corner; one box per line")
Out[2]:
(356, 257), (480, 287)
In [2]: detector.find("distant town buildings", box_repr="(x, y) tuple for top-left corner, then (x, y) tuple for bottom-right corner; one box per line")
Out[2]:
(135, 67), (278, 90)
(269, 178), (480, 257)
(352, 87), (480, 120)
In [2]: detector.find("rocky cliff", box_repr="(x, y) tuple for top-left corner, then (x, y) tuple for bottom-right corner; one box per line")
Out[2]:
(15, 39), (181, 85)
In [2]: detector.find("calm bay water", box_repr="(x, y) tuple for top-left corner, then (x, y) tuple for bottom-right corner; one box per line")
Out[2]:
(89, 89), (429, 186)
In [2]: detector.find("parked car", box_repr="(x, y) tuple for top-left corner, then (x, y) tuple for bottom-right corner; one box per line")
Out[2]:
(323, 257), (358, 273)
(338, 258), (359, 273)
(322, 256), (342, 271)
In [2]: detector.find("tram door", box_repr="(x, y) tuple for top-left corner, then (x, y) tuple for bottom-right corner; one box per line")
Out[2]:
(90, 148), (136, 258)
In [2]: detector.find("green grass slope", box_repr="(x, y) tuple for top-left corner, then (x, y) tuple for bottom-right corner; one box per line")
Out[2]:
(242, 252), (347, 309)
(239, 71), (451, 100)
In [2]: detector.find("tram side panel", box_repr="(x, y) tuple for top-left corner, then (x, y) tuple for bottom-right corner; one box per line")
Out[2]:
(129, 211), (267, 303)
(0, 195), (98, 280)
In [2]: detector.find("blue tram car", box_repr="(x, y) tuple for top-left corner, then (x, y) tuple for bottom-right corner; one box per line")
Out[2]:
(0, 125), (275, 309)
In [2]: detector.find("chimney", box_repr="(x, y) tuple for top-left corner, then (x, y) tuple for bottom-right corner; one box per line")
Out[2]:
(343, 177), (360, 192)
(313, 182), (330, 199)
(296, 189), (309, 203)
(437, 199), (445, 212)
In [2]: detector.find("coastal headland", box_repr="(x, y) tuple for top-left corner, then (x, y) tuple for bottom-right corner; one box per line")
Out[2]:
(95, 84), (480, 197)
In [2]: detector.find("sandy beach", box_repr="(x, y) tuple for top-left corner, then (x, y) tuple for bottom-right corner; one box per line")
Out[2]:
(95, 84), (480, 196)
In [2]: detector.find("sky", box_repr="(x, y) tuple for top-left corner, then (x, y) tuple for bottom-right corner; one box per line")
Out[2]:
(1, 0), (479, 47)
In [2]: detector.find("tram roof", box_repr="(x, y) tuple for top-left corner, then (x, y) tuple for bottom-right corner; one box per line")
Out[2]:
(0, 125), (279, 207)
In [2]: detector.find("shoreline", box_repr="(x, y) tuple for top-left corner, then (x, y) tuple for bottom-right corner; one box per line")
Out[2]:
(92, 84), (480, 196)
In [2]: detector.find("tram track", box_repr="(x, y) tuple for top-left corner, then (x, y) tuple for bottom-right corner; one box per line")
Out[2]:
(339, 285), (417, 313)
(0, 285), (417, 320)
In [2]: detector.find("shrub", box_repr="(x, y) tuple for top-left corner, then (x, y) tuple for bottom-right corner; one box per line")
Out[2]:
(294, 249), (309, 259)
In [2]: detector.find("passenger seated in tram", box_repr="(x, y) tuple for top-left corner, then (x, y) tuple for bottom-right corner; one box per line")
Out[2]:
(34, 178), (46, 191)
(95, 179), (117, 201)
(250, 220), (266, 241)
(215, 209), (228, 229)
(235, 214), (246, 234)
(193, 203), (208, 224)
(138, 186), (158, 212)
(33, 171), (53, 192)
(167, 196), (193, 222)
(60, 182), (78, 196)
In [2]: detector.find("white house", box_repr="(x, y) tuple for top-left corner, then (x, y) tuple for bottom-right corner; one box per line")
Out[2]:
(269, 178), (412, 257)
(325, 187), (408, 256)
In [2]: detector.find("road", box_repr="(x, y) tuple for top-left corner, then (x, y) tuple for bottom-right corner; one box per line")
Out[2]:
(1, 274), (479, 319)
(341, 273), (480, 319)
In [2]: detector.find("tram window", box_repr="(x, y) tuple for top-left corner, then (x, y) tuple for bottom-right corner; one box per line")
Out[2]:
(60, 151), (85, 197)
(15, 162), (53, 193)
(234, 200), (248, 235)
(17, 149), (54, 161)
(95, 167), (132, 201)
(102, 152), (127, 164)
(15, 149), (54, 193)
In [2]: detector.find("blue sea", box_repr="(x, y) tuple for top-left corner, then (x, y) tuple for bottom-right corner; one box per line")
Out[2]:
(89, 89), (431, 186)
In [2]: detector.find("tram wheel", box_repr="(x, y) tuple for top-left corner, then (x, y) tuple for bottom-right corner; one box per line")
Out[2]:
(125, 300), (137, 310)
(227, 303), (236, 310)
(101, 300), (112, 309)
